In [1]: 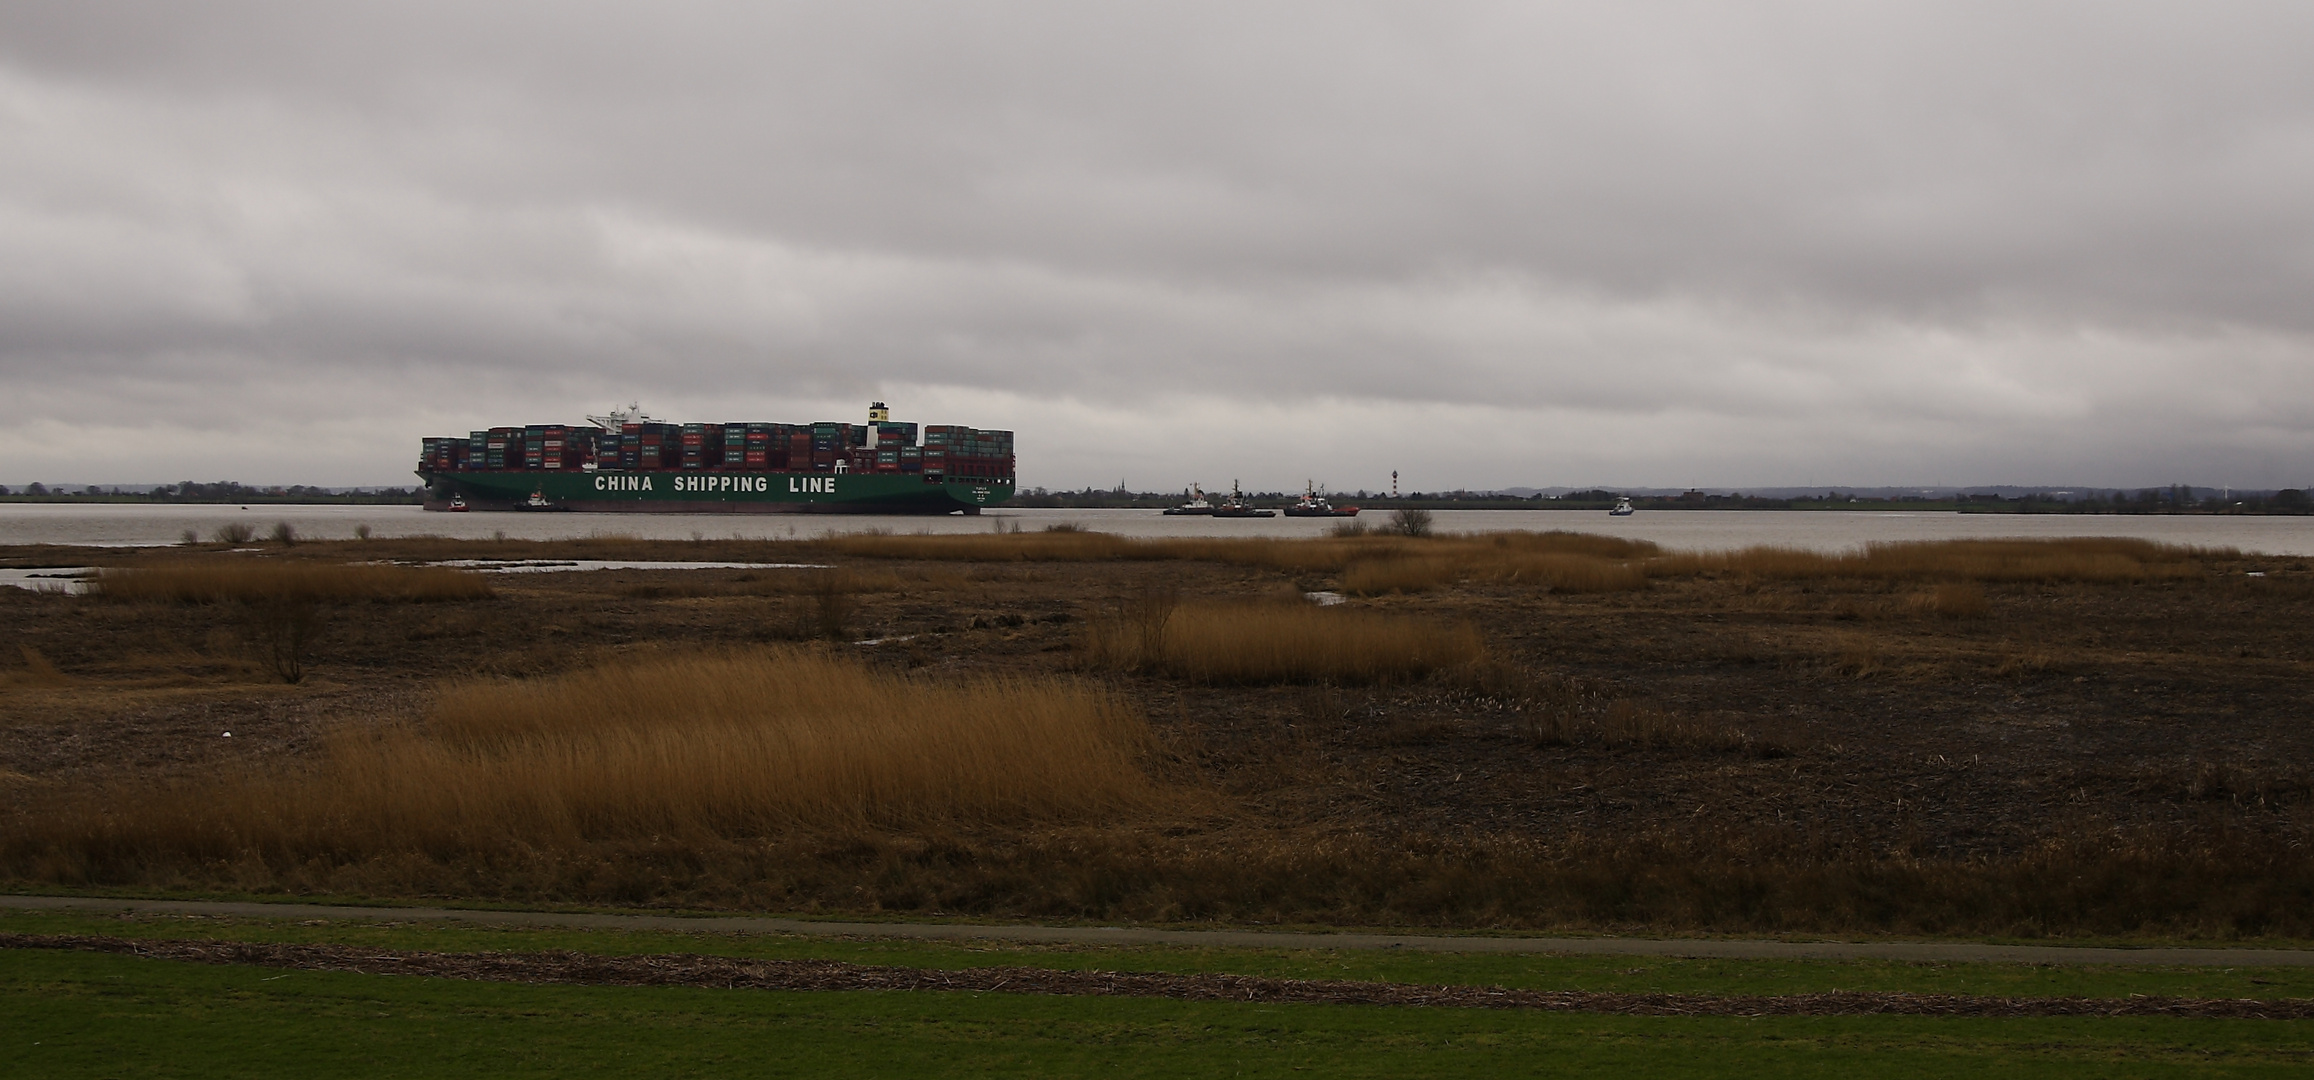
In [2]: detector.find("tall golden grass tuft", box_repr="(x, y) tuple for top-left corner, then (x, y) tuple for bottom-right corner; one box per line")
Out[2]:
(1647, 538), (2220, 584)
(1342, 557), (1460, 595)
(16, 650), (1161, 871)
(95, 561), (493, 603)
(1084, 599), (1481, 684)
(1478, 552), (1649, 593)
(1479, 530), (1661, 560)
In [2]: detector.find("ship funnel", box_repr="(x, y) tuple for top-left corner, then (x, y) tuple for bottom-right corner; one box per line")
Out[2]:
(867, 401), (891, 423)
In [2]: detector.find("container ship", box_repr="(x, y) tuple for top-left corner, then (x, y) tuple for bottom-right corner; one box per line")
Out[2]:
(416, 402), (1014, 513)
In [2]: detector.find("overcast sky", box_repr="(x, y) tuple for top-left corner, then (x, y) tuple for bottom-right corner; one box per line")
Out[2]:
(5, 2), (2313, 491)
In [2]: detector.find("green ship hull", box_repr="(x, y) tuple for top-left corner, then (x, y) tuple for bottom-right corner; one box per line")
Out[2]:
(419, 469), (1011, 514)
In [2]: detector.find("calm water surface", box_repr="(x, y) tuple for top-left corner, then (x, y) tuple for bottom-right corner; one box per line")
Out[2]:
(6, 503), (2314, 554)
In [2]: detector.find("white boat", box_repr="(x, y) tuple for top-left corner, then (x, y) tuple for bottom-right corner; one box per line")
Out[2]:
(1608, 497), (1635, 516)
(1163, 484), (1216, 516)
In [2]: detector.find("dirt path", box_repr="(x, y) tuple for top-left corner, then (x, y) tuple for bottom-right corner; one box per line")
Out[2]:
(8, 931), (2312, 1018)
(8, 894), (2313, 967)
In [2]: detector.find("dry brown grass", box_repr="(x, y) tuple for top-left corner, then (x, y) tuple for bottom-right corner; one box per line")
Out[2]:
(1479, 552), (1650, 593)
(1084, 598), (1482, 685)
(622, 566), (946, 601)
(8, 650), (1164, 874)
(1341, 557), (1460, 595)
(815, 529), (1660, 583)
(1647, 538), (2221, 584)
(1908, 582), (1991, 619)
(95, 561), (493, 604)
(816, 530), (1144, 563)
(0, 647), (73, 690)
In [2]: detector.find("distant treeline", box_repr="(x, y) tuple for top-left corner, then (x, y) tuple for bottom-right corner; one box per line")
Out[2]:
(0, 481), (423, 505)
(1011, 485), (2314, 514)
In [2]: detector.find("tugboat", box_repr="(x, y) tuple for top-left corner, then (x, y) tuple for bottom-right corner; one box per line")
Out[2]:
(1162, 484), (1216, 516)
(445, 494), (469, 512)
(1211, 481), (1276, 518)
(513, 487), (570, 512)
(1282, 482), (1360, 518)
(1608, 496), (1635, 517)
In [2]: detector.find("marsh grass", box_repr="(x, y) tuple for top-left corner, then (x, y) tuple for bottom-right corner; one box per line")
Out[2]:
(622, 566), (936, 601)
(10, 650), (1163, 877)
(94, 561), (492, 604)
(1084, 599), (1482, 685)
(817, 530), (1663, 602)
(1481, 552), (1651, 593)
(1341, 557), (1460, 595)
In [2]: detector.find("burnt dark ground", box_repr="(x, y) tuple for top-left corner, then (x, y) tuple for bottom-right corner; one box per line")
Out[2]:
(3, 542), (2310, 869)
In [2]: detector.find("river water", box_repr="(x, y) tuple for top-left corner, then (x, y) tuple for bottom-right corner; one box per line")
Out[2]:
(5, 503), (2313, 555)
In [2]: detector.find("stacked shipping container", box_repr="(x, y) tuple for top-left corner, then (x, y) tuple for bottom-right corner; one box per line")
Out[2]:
(419, 404), (1012, 481)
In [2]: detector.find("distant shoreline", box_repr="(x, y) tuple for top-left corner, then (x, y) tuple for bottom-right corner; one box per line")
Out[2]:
(4, 493), (2311, 515)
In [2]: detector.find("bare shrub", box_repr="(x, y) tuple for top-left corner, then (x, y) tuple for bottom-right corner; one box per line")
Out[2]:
(802, 570), (856, 640)
(353, 524), (373, 541)
(241, 591), (319, 684)
(210, 522), (256, 545)
(1085, 600), (1481, 685)
(1327, 519), (1369, 537)
(94, 562), (493, 604)
(1387, 507), (1434, 537)
(177, 529), (198, 547)
(268, 521), (298, 546)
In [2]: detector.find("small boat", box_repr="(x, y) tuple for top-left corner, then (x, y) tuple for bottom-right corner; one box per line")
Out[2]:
(1282, 483), (1359, 518)
(1162, 484), (1216, 516)
(1211, 480), (1276, 518)
(445, 494), (469, 513)
(513, 489), (569, 512)
(1608, 497), (1635, 517)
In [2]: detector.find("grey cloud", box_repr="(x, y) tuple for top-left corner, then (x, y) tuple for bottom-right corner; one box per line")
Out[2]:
(3, 2), (2313, 489)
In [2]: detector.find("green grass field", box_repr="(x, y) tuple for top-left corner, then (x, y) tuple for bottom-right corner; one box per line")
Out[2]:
(5, 910), (2314, 1077)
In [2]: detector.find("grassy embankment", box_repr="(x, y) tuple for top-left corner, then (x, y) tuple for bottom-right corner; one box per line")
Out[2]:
(8, 908), (2314, 1078)
(24, 946), (2314, 1079)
